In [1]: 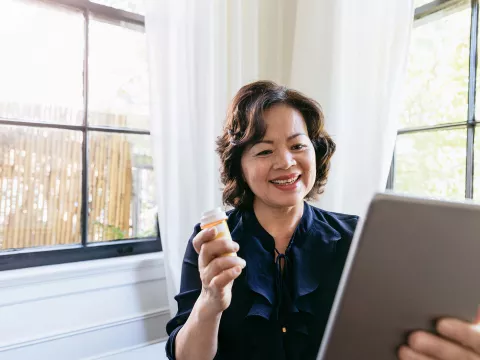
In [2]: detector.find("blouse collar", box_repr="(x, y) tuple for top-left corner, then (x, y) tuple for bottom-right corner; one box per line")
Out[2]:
(230, 202), (342, 321)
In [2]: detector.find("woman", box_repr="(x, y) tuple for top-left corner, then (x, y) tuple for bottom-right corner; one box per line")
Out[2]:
(166, 81), (480, 360)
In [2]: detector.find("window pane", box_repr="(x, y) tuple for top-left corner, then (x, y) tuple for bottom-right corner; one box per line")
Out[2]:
(415, 0), (433, 7)
(399, 9), (470, 128)
(474, 130), (480, 201)
(89, 0), (145, 15)
(394, 129), (467, 200)
(88, 132), (157, 242)
(0, 1), (84, 125)
(88, 18), (149, 129)
(473, 45), (480, 120)
(0, 126), (83, 250)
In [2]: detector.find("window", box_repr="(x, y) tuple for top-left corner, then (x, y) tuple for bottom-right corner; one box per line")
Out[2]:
(388, 0), (479, 201)
(0, 0), (160, 270)
(90, 0), (145, 15)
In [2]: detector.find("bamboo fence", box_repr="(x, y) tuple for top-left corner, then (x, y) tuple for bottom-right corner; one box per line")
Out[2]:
(88, 132), (133, 242)
(0, 106), (134, 250)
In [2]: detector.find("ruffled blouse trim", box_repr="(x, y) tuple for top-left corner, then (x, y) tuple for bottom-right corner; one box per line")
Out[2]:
(231, 202), (342, 332)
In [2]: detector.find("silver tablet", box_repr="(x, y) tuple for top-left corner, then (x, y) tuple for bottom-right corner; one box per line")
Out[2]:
(317, 193), (480, 360)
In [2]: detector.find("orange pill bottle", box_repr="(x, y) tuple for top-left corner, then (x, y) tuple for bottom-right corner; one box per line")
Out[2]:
(200, 208), (236, 256)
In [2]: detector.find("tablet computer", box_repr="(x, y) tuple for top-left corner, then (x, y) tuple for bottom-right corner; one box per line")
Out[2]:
(317, 193), (480, 359)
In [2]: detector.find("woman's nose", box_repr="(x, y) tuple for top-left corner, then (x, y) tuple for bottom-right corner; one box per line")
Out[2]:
(274, 150), (296, 170)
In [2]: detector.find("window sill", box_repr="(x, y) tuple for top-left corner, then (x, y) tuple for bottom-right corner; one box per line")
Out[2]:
(0, 238), (162, 272)
(0, 251), (165, 299)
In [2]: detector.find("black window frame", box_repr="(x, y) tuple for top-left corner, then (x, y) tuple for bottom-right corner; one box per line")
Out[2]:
(387, 0), (479, 199)
(0, 0), (162, 271)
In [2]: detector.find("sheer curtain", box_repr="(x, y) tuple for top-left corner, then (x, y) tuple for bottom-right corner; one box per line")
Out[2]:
(145, 0), (296, 314)
(145, 0), (414, 315)
(291, 0), (415, 216)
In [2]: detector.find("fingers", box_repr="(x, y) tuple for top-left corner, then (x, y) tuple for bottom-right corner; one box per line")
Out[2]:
(199, 237), (239, 267)
(398, 320), (480, 360)
(192, 227), (218, 254)
(406, 330), (479, 360)
(437, 318), (480, 355)
(203, 256), (246, 285)
(210, 266), (243, 290)
(397, 345), (435, 360)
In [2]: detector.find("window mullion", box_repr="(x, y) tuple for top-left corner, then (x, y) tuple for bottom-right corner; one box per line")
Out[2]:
(466, 0), (479, 199)
(81, 10), (89, 247)
(386, 151), (395, 190)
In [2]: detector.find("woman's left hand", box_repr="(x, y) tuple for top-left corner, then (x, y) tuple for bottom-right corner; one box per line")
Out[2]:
(398, 318), (480, 359)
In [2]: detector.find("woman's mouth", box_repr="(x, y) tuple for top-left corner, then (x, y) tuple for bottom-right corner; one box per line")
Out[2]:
(269, 175), (301, 190)
(269, 175), (300, 185)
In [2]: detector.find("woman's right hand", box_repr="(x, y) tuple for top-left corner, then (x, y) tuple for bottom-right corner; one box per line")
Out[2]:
(192, 227), (246, 317)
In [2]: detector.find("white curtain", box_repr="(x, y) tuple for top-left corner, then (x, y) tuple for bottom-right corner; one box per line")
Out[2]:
(291, 0), (415, 216)
(145, 0), (414, 315)
(145, 0), (296, 315)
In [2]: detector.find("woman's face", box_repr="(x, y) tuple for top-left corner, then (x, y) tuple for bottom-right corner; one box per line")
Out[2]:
(241, 104), (317, 209)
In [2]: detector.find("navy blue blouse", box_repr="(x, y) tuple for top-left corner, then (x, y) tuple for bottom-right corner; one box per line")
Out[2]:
(166, 202), (358, 360)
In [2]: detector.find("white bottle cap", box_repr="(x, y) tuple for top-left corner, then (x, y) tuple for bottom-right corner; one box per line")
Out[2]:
(200, 207), (227, 228)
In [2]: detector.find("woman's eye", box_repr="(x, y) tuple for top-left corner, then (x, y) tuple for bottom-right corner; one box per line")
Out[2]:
(256, 150), (272, 156)
(292, 144), (307, 150)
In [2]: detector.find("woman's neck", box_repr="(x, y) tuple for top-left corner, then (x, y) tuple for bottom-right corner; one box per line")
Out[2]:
(253, 199), (304, 253)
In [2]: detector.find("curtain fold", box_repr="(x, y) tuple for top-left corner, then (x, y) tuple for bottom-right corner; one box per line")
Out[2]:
(291, 0), (414, 215)
(145, 0), (414, 315)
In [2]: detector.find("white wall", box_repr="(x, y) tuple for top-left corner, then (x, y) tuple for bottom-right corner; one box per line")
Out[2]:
(0, 253), (170, 360)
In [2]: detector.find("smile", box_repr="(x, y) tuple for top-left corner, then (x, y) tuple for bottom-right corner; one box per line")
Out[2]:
(269, 175), (301, 185)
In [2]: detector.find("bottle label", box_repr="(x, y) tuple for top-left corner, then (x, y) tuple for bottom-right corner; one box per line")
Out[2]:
(215, 221), (232, 241)
(201, 220), (236, 256)
(214, 220), (236, 257)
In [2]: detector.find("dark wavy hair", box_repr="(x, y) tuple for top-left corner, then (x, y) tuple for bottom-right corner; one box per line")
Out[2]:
(216, 80), (335, 209)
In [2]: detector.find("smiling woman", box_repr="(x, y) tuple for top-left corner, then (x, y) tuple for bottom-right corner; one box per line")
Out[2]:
(216, 81), (335, 210)
(240, 105), (317, 209)
(165, 81), (357, 360)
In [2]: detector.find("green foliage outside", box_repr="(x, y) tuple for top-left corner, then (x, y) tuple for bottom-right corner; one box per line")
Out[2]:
(395, 7), (480, 201)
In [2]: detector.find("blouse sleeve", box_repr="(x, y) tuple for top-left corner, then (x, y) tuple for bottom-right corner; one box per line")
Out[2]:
(165, 224), (202, 360)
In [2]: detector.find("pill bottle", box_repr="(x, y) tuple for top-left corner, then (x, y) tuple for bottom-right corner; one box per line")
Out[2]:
(200, 208), (236, 256)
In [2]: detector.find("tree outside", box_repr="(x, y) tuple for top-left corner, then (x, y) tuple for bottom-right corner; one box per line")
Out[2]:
(395, 7), (475, 201)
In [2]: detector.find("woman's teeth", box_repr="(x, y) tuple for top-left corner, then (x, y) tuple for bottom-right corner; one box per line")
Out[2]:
(270, 176), (299, 185)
